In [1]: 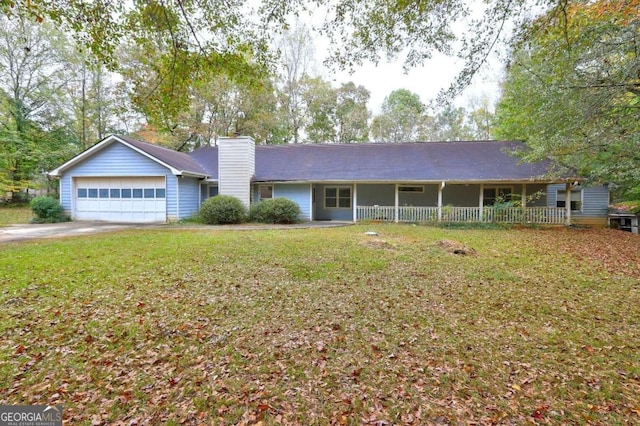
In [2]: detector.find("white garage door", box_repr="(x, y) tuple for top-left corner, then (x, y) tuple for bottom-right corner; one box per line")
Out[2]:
(74, 177), (166, 223)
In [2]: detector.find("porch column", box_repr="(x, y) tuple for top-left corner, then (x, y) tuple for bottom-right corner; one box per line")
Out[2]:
(394, 183), (399, 223)
(479, 184), (484, 221)
(438, 181), (444, 221)
(352, 184), (358, 223)
(565, 183), (571, 226)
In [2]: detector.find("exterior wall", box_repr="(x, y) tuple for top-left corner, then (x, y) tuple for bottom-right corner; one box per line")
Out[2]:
(314, 183), (354, 221)
(58, 142), (175, 218)
(399, 184), (438, 206)
(443, 184), (481, 207)
(524, 183), (548, 207)
(218, 137), (255, 208)
(176, 176), (201, 220)
(548, 183), (609, 226)
(357, 184), (395, 205)
(255, 183), (312, 221)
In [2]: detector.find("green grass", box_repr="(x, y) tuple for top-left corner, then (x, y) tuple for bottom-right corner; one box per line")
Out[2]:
(0, 224), (639, 424)
(0, 206), (33, 226)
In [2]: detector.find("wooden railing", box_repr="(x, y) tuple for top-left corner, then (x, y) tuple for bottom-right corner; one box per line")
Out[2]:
(356, 206), (566, 224)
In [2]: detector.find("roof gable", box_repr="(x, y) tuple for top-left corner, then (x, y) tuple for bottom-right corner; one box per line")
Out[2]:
(49, 135), (208, 177)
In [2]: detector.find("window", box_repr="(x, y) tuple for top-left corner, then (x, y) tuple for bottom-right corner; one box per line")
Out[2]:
(557, 190), (582, 211)
(208, 186), (218, 197)
(483, 187), (512, 206)
(99, 189), (109, 198)
(110, 189), (120, 198)
(121, 189), (132, 198)
(399, 185), (424, 193)
(325, 186), (351, 208)
(144, 188), (155, 198)
(88, 188), (98, 198)
(133, 189), (143, 198)
(156, 188), (166, 198)
(77, 188), (87, 198)
(259, 185), (273, 200)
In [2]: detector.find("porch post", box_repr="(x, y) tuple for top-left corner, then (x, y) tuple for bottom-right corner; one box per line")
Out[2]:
(479, 183), (484, 222)
(353, 184), (358, 223)
(565, 182), (571, 226)
(438, 181), (444, 221)
(394, 183), (399, 223)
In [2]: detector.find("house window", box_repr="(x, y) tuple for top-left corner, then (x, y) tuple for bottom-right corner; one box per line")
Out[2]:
(557, 190), (582, 211)
(110, 189), (121, 198)
(208, 186), (218, 197)
(77, 188), (87, 198)
(399, 185), (424, 193)
(259, 185), (273, 200)
(325, 186), (351, 209)
(483, 187), (513, 206)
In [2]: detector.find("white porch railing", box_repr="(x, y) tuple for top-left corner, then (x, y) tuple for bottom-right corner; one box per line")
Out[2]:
(357, 206), (566, 224)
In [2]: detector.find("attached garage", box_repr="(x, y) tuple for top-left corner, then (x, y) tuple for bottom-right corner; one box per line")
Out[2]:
(74, 177), (166, 223)
(50, 136), (209, 223)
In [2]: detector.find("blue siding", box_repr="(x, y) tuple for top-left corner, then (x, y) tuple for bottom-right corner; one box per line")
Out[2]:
(177, 177), (201, 219)
(548, 183), (609, 224)
(273, 183), (312, 221)
(59, 142), (176, 219)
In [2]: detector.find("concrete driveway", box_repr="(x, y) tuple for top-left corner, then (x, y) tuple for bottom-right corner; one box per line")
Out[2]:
(0, 221), (147, 243)
(0, 220), (352, 243)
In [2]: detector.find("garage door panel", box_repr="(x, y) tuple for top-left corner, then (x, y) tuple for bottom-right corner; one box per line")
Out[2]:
(74, 177), (166, 223)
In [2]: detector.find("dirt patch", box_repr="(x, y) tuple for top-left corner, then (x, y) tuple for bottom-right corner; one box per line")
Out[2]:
(362, 238), (395, 250)
(437, 239), (477, 256)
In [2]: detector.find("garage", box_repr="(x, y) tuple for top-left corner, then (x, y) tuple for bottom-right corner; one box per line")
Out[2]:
(74, 177), (166, 222)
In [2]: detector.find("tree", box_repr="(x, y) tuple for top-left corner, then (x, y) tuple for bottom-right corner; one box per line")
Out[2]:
(372, 89), (425, 142)
(431, 106), (475, 141)
(493, 0), (640, 198)
(334, 82), (370, 143)
(3, 0), (572, 107)
(302, 76), (337, 143)
(275, 23), (316, 144)
(0, 12), (77, 199)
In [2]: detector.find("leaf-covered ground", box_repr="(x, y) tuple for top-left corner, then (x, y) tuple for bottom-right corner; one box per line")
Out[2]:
(0, 225), (639, 425)
(0, 206), (32, 226)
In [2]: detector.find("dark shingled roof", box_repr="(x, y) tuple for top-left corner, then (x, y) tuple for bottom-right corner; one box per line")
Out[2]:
(190, 140), (558, 182)
(118, 136), (208, 176)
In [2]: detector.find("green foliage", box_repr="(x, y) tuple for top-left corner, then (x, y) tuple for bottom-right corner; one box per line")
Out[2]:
(249, 197), (301, 224)
(494, 1), (640, 197)
(29, 196), (68, 223)
(199, 195), (247, 225)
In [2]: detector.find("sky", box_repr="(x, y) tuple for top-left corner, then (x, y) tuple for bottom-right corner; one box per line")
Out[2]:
(321, 52), (503, 114)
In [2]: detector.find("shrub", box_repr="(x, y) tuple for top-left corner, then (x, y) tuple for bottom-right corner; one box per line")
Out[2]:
(199, 195), (247, 224)
(30, 196), (68, 223)
(249, 197), (301, 224)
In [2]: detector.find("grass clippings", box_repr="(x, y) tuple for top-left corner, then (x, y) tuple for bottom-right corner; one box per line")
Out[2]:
(0, 224), (639, 425)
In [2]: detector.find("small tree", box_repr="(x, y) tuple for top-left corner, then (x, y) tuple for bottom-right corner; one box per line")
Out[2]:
(199, 195), (247, 225)
(249, 198), (301, 224)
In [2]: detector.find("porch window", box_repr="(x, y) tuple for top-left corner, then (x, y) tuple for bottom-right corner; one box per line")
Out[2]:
(325, 186), (351, 209)
(483, 187), (513, 206)
(557, 190), (582, 211)
(259, 185), (273, 200)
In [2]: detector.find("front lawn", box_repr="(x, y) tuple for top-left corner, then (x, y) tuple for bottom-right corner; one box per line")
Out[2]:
(0, 225), (639, 425)
(0, 206), (33, 226)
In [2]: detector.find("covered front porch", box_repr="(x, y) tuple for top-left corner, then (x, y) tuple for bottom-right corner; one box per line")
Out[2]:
(344, 182), (573, 225)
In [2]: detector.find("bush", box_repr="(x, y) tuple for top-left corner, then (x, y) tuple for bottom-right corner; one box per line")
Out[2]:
(30, 196), (68, 223)
(199, 195), (247, 224)
(249, 197), (301, 224)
